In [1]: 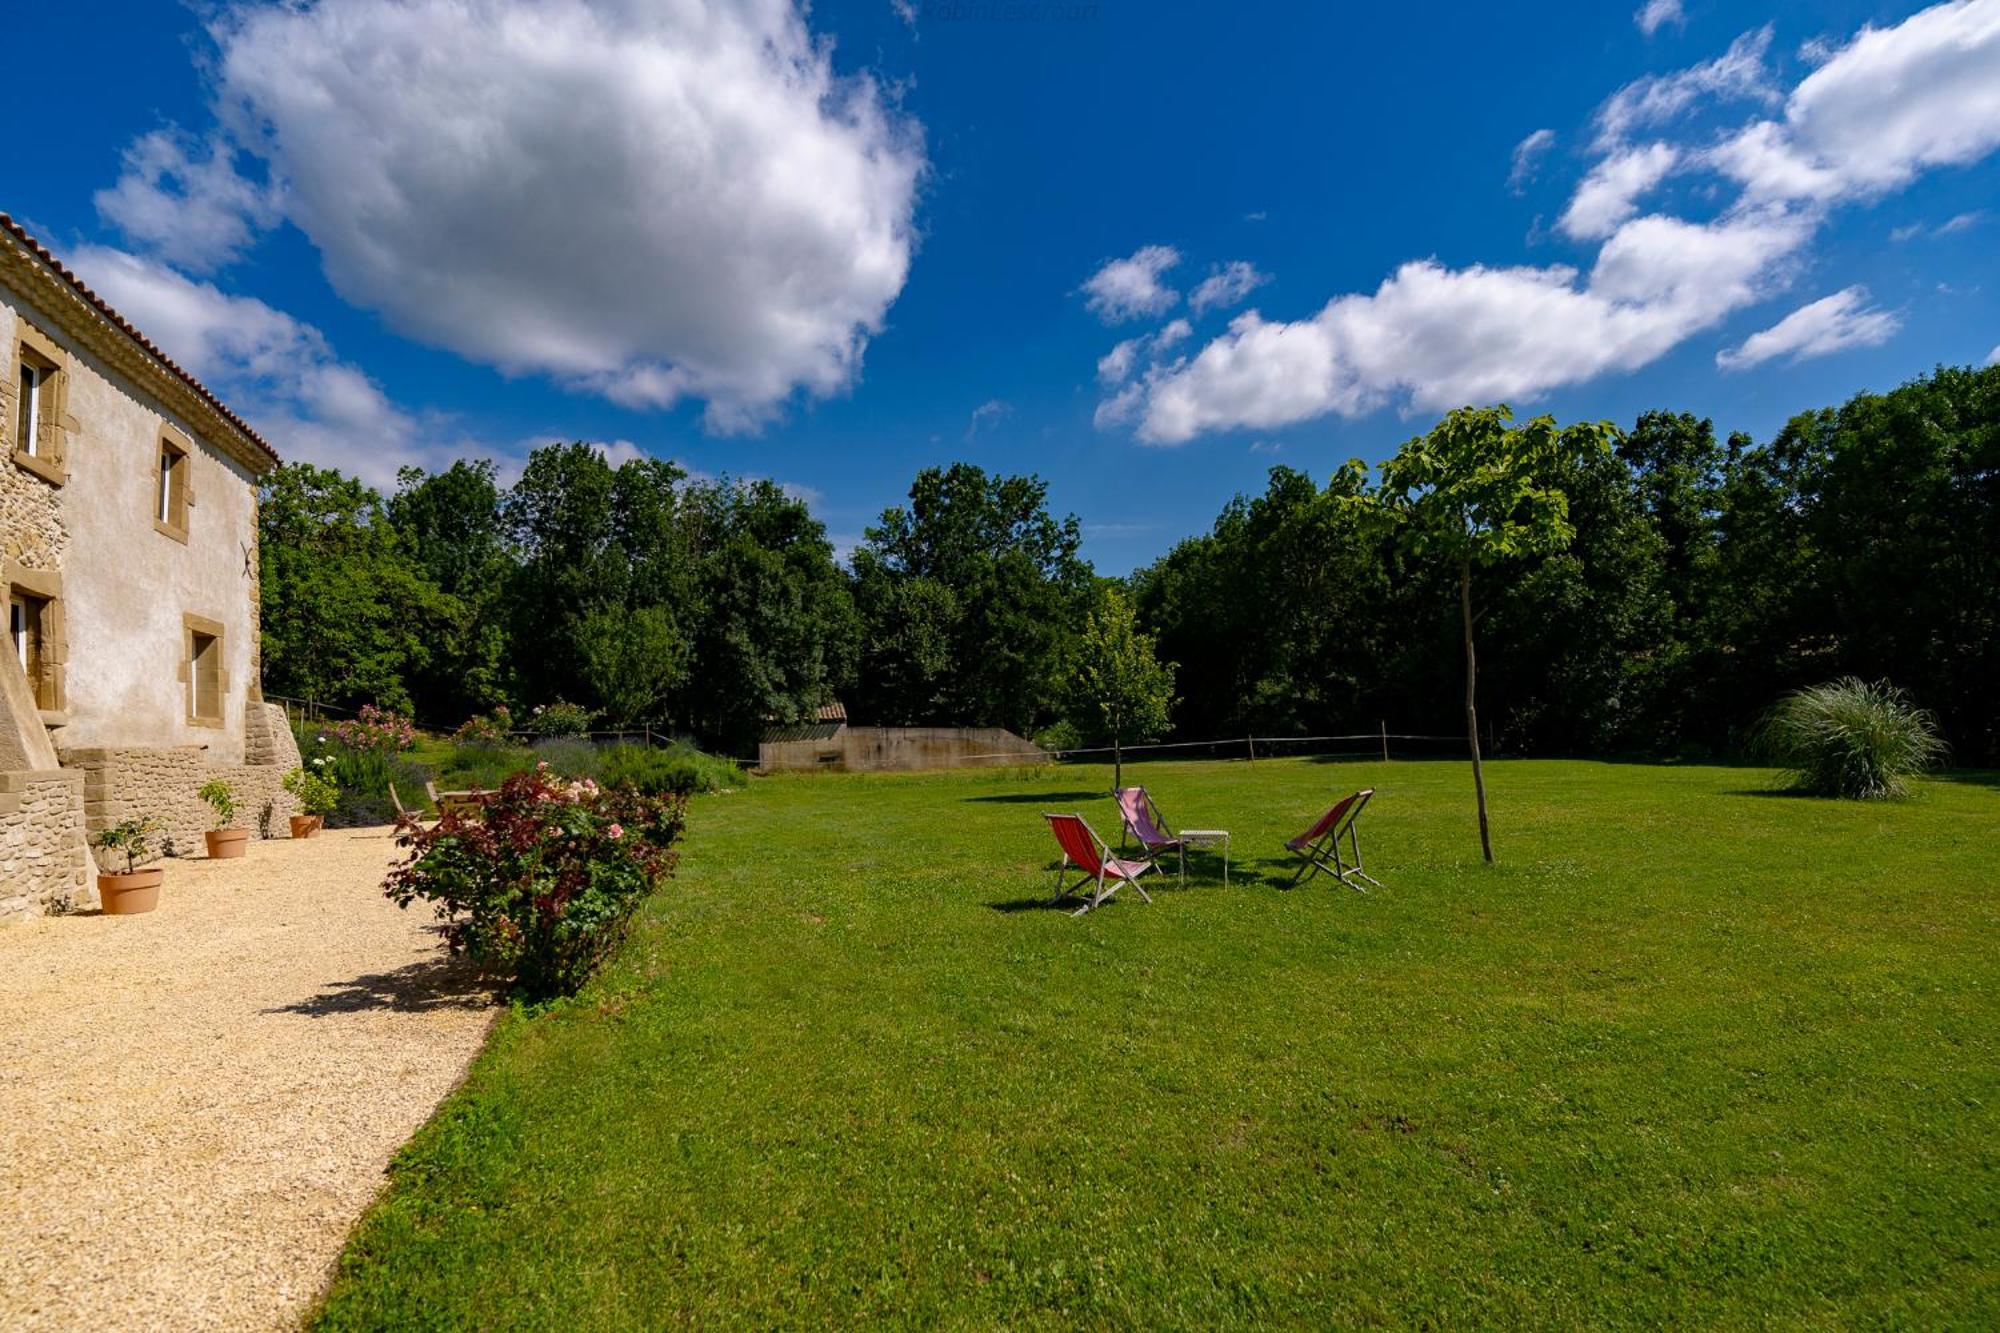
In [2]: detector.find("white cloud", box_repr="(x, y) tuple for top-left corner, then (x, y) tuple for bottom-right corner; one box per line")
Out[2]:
(1559, 142), (1680, 240)
(1120, 207), (1812, 444)
(1717, 286), (1901, 369)
(1096, 320), (1191, 388)
(181, 0), (922, 432)
(1097, 3), (2000, 446)
(1712, 0), (2000, 204)
(1593, 26), (1777, 151)
(1635, 0), (1685, 38)
(1508, 129), (1556, 192)
(1987, 344), (2000, 364)
(93, 129), (279, 273)
(1080, 245), (1182, 323)
(592, 440), (652, 469)
(1892, 209), (1985, 241)
(965, 398), (1010, 441)
(1097, 338), (1142, 386)
(67, 245), (486, 487)
(1189, 261), (1271, 315)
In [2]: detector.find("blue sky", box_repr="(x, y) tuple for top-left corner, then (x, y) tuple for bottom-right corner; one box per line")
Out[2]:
(9, 0), (1999, 571)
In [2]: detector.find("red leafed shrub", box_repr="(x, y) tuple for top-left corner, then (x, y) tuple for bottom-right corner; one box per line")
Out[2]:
(384, 767), (686, 1000)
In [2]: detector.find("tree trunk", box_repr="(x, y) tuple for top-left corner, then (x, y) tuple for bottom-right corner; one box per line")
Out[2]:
(1112, 700), (1123, 792)
(1461, 558), (1494, 863)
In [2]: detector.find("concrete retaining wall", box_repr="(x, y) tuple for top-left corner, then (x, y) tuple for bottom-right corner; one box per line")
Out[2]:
(759, 725), (1045, 773)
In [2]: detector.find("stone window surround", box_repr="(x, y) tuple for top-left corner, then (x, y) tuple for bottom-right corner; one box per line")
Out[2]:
(3, 562), (67, 724)
(153, 426), (194, 544)
(179, 612), (228, 730)
(6, 319), (70, 487)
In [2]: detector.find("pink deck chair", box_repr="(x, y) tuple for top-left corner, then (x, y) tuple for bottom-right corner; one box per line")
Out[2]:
(1115, 786), (1186, 885)
(1044, 813), (1155, 916)
(1285, 789), (1381, 892)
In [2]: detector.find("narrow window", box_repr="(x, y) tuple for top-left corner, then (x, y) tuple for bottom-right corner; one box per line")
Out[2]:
(10, 592), (50, 707)
(16, 362), (39, 456)
(158, 445), (176, 522)
(189, 630), (221, 722)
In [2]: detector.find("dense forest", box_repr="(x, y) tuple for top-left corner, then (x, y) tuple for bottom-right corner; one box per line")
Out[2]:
(259, 363), (2000, 764)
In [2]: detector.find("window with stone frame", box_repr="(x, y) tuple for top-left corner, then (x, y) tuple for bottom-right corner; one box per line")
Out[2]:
(155, 430), (192, 540)
(184, 616), (226, 726)
(8, 322), (68, 485)
(9, 589), (56, 710)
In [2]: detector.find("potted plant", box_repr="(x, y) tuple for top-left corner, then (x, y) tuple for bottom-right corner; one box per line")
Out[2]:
(282, 764), (338, 838)
(93, 817), (164, 914)
(199, 778), (249, 858)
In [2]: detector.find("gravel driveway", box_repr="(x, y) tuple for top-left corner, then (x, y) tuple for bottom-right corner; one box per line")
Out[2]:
(0, 828), (495, 1330)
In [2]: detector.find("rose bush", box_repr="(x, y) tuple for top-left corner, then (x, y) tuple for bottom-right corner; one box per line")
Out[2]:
(384, 767), (686, 999)
(451, 705), (515, 746)
(335, 704), (418, 754)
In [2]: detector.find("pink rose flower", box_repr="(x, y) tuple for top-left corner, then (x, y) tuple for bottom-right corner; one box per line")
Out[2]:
(607, 823), (624, 839)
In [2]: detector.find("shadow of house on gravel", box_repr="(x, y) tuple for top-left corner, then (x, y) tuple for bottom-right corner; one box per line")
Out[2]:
(265, 956), (494, 1017)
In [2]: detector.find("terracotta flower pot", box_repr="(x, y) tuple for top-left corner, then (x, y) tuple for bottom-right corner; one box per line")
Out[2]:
(205, 828), (250, 859)
(289, 815), (324, 839)
(98, 867), (164, 915)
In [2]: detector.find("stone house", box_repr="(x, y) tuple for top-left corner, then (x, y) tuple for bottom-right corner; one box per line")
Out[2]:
(0, 213), (301, 920)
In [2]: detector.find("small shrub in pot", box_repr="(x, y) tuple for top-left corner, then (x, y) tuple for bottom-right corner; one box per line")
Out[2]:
(93, 816), (165, 914)
(199, 778), (249, 858)
(282, 766), (339, 838)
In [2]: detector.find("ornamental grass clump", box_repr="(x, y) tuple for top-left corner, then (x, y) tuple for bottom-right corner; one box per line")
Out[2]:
(1757, 677), (1947, 800)
(385, 767), (686, 1000)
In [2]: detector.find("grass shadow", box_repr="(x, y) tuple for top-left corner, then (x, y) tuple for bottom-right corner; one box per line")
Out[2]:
(987, 895), (1072, 913)
(264, 954), (494, 1017)
(1934, 769), (2000, 792)
(963, 791), (1105, 805)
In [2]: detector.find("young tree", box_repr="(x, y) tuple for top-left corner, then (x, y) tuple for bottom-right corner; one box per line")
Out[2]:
(1373, 406), (1612, 861)
(1060, 584), (1176, 790)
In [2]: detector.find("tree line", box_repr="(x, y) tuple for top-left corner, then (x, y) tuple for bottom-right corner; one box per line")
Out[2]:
(259, 363), (2000, 764)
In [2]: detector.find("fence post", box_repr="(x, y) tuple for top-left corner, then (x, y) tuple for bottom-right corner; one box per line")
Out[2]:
(1380, 719), (1389, 763)
(1246, 734), (1256, 762)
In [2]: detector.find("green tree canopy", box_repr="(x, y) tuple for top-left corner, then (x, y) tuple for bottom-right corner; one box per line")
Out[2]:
(852, 463), (1090, 732)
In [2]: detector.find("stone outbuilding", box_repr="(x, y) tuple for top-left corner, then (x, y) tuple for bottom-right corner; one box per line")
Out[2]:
(0, 213), (300, 919)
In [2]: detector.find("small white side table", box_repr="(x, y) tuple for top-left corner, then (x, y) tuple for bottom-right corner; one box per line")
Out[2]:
(1179, 829), (1231, 885)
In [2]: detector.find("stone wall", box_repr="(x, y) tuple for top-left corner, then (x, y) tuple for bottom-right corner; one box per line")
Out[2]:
(62, 706), (304, 862)
(0, 769), (89, 920)
(759, 725), (1046, 773)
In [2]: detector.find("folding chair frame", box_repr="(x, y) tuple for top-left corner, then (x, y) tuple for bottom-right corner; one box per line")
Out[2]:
(1285, 790), (1382, 892)
(1046, 813), (1155, 917)
(1116, 786), (1187, 886)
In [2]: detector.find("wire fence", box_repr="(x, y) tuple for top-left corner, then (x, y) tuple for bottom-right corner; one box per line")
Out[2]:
(973, 728), (1477, 766)
(270, 694), (1480, 768)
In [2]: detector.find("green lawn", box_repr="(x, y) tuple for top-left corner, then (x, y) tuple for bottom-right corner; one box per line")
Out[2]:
(317, 759), (1999, 1328)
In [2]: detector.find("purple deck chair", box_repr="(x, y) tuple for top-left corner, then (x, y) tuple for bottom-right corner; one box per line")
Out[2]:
(1115, 786), (1187, 885)
(1284, 789), (1381, 892)
(1044, 813), (1155, 916)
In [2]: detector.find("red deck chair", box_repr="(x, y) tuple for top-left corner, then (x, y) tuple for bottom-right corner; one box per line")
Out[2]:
(1284, 789), (1381, 892)
(1115, 786), (1186, 884)
(1044, 813), (1156, 916)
